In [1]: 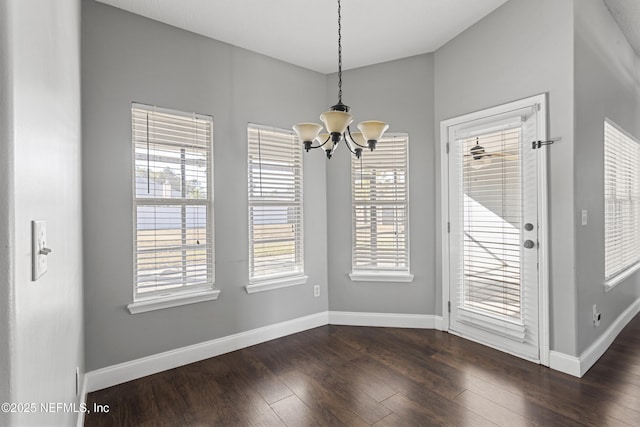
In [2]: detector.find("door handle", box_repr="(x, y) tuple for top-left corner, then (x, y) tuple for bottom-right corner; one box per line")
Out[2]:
(523, 240), (535, 249)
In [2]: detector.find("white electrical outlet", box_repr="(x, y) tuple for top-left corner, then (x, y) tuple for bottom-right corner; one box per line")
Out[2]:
(313, 285), (320, 298)
(32, 220), (51, 281)
(581, 210), (588, 226)
(593, 304), (601, 327)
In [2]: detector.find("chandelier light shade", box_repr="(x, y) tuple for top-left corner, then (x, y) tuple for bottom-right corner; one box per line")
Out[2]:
(358, 121), (390, 150)
(320, 111), (353, 138)
(317, 133), (330, 145)
(293, 123), (323, 152)
(320, 135), (336, 158)
(292, 0), (388, 160)
(349, 131), (366, 147)
(293, 123), (323, 143)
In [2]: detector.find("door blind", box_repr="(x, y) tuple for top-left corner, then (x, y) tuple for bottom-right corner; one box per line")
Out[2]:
(132, 104), (214, 298)
(604, 120), (640, 280)
(248, 124), (304, 282)
(460, 127), (522, 320)
(352, 134), (409, 273)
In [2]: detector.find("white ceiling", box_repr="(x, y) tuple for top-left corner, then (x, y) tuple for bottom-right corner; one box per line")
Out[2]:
(94, 0), (640, 73)
(603, 0), (640, 58)
(95, 0), (509, 74)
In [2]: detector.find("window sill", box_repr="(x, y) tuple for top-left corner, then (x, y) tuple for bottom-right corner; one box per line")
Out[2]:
(604, 262), (640, 292)
(245, 275), (308, 294)
(349, 272), (414, 283)
(127, 288), (221, 314)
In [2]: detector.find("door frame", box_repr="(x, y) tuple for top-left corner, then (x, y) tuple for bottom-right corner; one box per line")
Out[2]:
(440, 94), (550, 366)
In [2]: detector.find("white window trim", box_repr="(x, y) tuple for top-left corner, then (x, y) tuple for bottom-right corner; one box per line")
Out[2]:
(130, 103), (217, 311)
(245, 274), (308, 294)
(349, 271), (414, 283)
(604, 262), (640, 292)
(127, 289), (221, 314)
(351, 132), (411, 279)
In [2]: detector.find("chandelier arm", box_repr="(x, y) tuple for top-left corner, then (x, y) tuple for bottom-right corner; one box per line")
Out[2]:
(342, 132), (363, 159)
(305, 136), (331, 150)
(346, 126), (368, 148)
(342, 133), (356, 155)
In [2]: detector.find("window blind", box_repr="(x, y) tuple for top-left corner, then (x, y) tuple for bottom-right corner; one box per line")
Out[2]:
(132, 104), (214, 298)
(604, 120), (640, 280)
(248, 124), (304, 282)
(460, 127), (522, 320)
(351, 134), (409, 273)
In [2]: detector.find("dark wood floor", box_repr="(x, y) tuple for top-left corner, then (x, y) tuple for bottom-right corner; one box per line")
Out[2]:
(86, 315), (640, 426)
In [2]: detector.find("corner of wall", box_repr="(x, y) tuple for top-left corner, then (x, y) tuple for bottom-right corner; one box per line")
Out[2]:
(573, 0), (640, 358)
(550, 296), (640, 377)
(6, 0), (84, 425)
(0, 0), (15, 421)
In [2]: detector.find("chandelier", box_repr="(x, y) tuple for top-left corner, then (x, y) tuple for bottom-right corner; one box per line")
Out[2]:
(292, 0), (389, 160)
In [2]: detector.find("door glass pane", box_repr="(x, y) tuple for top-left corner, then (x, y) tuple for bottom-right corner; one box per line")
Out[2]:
(461, 127), (522, 320)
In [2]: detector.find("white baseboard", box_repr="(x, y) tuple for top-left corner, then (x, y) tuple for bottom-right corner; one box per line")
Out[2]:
(86, 311), (329, 393)
(329, 311), (442, 329)
(85, 310), (444, 394)
(550, 297), (640, 377)
(578, 297), (640, 376)
(84, 298), (639, 394)
(549, 350), (581, 377)
(434, 316), (444, 331)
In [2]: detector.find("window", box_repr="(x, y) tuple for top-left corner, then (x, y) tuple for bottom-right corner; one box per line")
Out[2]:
(128, 104), (217, 314)
(604, 119), (640, 288)
(247, 124), (306, 293)
(351, 134), (412, 282)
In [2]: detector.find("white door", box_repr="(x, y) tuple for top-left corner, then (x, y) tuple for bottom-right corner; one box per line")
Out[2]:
(442, 95), (548, 363)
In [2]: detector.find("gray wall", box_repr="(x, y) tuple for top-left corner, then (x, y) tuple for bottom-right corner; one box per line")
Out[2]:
(326, 54), (436, 314)
(82, 1), (328, 371)
(434, 0), (577, 355)
(574, 0), (640, 354)
(2, 0), (84, 425)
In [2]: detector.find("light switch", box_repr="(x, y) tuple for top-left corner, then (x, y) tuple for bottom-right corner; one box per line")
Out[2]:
(581, 210), (588, 226)
(32, 220), (51, 281)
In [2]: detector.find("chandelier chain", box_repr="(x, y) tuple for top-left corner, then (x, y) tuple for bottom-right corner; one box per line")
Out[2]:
(337, 0), (342, 104)
(292, 0), (387, 160)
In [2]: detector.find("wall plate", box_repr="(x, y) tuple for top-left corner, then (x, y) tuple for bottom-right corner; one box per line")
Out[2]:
(32, 220), (48, 281)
